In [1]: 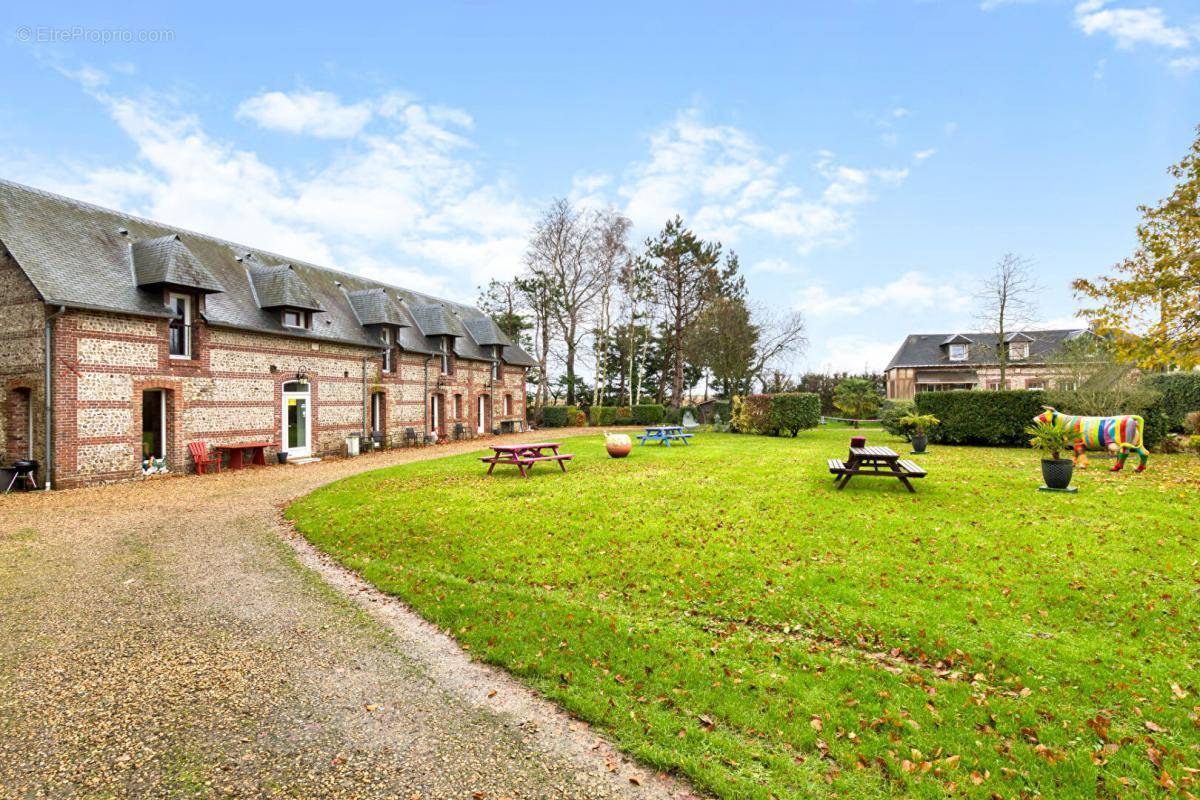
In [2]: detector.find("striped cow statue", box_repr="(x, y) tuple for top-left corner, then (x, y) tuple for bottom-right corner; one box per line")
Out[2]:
(1032, 406), (1149, 472)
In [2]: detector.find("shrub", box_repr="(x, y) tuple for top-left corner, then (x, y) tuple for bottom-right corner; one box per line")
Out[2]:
(711, 400), (732, 424)
(1186, 410), (1200, 436)
(769, 393), (821, 437)
(631, 404), (666, 425)
(915, 390), (1046, 446)
(833, 377), (883, 420)
(588, 406), (618, 427)
(663, 406), (682, 425)
(541, 406), (569, 428)
(1142, 373), (1200, 431)
(731, 394), (772, 434)
(880, 400), (915, 440)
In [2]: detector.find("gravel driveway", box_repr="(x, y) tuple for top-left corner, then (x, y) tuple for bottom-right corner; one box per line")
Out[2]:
(0, 432), (698, 800)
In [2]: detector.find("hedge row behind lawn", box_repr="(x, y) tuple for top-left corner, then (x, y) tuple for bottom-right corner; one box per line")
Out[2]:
(916, 390), (1045, 446)
(1143, 372), (1200, 431)
(631, 404), (666, 425)
(540, 406), (570, 427)
(916, 388), (1172, 448)
(733, 392), (821, 437)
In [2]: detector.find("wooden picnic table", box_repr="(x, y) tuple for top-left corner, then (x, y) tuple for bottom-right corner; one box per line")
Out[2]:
(827, 445), (926, 493)
(213, 441), (272, 470)
(637, 425), (693, 447)
(481, 442), (573, 478)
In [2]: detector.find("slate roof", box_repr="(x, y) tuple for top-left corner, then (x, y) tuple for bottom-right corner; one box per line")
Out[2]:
(131, 234), (226, 293)
(0, 178), (535, 365)
(346, 288), (410, 327)
(247, 263), (324, 311)
(886, 329), (1089, 370)
(462, 316), (513, 348)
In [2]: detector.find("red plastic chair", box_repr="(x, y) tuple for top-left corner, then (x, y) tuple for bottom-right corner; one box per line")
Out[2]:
(188, 441), (220, 475)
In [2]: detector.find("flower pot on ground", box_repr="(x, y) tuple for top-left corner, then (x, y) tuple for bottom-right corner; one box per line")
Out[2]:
(605, 432), (632, 458)
(898, 412), (940, 453)
(1026, 419), (1076, 490)
(277, 451), (288, 464)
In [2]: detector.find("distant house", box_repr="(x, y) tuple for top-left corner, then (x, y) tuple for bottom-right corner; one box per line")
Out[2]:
(884, 329), (1092, 400)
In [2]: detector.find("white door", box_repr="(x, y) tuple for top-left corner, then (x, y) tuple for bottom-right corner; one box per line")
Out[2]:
(477, 395), (486, 435)
(282, 381), (311, 458)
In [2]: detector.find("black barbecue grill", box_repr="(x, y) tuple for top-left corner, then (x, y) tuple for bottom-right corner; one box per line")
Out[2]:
(4, 460), (38, 494)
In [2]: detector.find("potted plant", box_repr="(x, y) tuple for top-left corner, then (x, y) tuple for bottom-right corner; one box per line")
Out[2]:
(277, 450), (289, 464)
(1026, 419), (1076, 490)
(898, 412), (939, 454)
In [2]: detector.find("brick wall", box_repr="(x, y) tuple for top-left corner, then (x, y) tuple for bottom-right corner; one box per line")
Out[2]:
(46, 307), (527, 487)
(0, 246), (44, 470)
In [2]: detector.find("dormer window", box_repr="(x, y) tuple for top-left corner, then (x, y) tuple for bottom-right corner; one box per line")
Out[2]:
(491, 345), (502, 382)
(282, 309), (308, 330)
(168, 292), (193, 359)
(1009, 341), (1029, 360)
(381, 328), (394, 373)
(949, 343), (969, 361)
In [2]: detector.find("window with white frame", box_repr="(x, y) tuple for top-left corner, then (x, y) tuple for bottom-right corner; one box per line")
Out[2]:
(282, 309), (306, 329)
(1009, 341), (1029, 360)
(167, 292), (193, 358)
(491, 345), (501, 382)
(948, 343), (968, 361)
(381, 328), (394, 372)
(1025, 379), (1045, 390)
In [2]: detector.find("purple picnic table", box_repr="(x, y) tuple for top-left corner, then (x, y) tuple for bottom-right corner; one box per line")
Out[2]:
(480, 442), (574, 478)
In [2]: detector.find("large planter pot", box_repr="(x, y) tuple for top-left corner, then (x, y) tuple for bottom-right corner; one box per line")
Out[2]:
(911, 434), (928, 454)
(277, 451), (289, 464)
(605, 434), (632, 458)
(1041, 458), (1074, 489)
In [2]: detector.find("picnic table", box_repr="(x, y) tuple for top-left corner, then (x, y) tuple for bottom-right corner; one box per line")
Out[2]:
(481, 442), (573, 478)
(637, 425), (693, 447)
(213, 441), (271, 470)
(827, 445), (926, 493)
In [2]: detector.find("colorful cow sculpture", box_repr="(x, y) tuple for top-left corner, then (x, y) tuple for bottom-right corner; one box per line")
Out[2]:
(1032, 406), (1149, 472)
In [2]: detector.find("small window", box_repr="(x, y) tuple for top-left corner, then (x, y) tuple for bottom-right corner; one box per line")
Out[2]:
(282, 309), (306, 329)
(504, 394), (513, 416)
(168, 292), (193, 358)
(1025, 379), (1045, 390)
(491, 345), (502, 382)
(1009, 341), (1029, 360)
(948, 343), (968, 361)
(370, 391), (385, 434)
(440, 336), (452, 375)
(454, 393), (463, 419)
(381, 328), (394, 373)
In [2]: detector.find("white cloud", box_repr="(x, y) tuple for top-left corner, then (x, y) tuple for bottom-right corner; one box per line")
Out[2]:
(22, 76), (534, 300)
(914, 148), (937, 161)
(794, 270), (973, 320)
(236, 90), (375, 138)
(749, 257), (800, 275)
(819, 334), (905, 373)
(1073, 1), (1192, 49)
(1169, 55), (1200, 72)
(616, 109), (911, 253)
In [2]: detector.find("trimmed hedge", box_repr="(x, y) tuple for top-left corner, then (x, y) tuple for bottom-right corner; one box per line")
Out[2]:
(1143, 373), (1200, 431)
(732, 393), (821, 436)
(541, 406), (570, 428)
(915, 390), (1046, 446)
(632, 404), (666, 425)
(588, 406), (618, 426)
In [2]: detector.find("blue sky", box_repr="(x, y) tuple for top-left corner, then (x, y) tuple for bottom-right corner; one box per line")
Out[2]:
(2, 1), (1198, 373)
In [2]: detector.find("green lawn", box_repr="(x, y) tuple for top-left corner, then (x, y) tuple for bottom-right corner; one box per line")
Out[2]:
(287, 427), (1200, 799)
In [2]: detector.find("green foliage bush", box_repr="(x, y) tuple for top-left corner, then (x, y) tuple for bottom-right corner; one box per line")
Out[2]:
(769, 393), (821, 437)
(1142, 373), (1200, 431)
(880, 400), (915, 441)
(711, 400), (732, 423)
(631, 404), (666, 425)
(915, 390), (1046, 446)
(731, 393), (820, 436)
(541, 406), (569, 428)
(588, 406), (618, 427)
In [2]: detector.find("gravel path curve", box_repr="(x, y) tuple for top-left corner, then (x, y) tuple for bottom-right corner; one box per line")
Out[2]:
(0, 432), (700, 800)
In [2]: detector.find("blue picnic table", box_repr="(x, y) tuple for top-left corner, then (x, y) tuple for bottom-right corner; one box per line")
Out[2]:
(637, 425), (693, 447)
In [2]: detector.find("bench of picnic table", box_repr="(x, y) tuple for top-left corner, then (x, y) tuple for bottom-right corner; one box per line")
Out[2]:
(827, 457), (926, 478)
(479, 453), (574, 464)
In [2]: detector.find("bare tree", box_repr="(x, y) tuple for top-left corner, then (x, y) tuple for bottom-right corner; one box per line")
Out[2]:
(750, 306), (808, 390)
(588, 210), (631, 407)
(975, 253), (1042, 388)
(514, 271), (557, 410)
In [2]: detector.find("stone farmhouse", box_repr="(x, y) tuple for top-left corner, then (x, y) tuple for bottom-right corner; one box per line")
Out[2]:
(0, 180), (534, 489)
(884, 328), (1091, 400)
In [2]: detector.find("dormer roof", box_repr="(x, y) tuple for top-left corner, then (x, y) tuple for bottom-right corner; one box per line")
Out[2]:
(131, 234), (225, 294)
(247, 263), (324, 312)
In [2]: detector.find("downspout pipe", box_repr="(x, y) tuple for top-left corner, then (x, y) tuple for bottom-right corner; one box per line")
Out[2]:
(44, 305), (67, 490)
